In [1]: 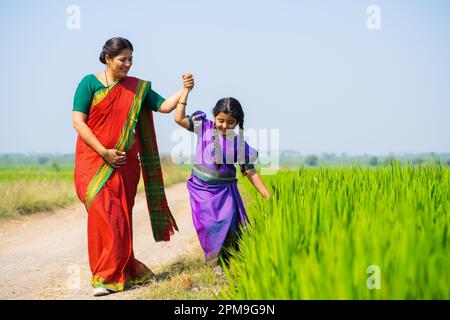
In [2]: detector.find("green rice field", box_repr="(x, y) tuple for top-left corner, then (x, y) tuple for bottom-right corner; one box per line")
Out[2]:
(222, 161), (450, 299)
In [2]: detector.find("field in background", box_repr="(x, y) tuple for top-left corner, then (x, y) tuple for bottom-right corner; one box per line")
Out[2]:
(3, 154), (449, 299)
(222, 161), (450, 299)
(0, 165), (75, 218)
(1, 152), (448, 219)
(279, 151), (450, 168)
(0, 155), (190, 219)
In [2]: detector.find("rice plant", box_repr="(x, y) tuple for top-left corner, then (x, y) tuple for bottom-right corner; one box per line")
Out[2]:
(223, 161), (450, 299)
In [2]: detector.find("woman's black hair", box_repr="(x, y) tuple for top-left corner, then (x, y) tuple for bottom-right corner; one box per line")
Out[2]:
(99, 37), (133, 64)
(212, 98), (249, 175)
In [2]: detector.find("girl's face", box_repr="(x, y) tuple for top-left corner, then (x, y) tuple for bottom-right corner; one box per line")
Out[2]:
(106, 48), (133, 79)
(214, 112), (238, 135)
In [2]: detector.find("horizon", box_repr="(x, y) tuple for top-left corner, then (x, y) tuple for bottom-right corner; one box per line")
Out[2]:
(1, 151), (448, 158)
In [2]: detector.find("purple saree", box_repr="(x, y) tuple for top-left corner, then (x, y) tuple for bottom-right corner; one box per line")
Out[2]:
(186, 111), (258, 266)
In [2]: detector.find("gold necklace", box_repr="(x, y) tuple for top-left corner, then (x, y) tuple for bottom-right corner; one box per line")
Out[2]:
(104, 70), (109, 87)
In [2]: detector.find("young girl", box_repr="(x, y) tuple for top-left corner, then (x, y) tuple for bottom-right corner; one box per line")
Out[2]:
(174, 87), (270, 274)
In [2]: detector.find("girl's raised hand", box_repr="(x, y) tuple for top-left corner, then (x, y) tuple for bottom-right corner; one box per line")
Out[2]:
(182, 73), (194, 90)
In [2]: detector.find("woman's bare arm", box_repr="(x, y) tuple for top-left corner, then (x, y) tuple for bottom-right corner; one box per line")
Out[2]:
(72, 111), (126, 168)
(157, 73), (194, 113)
(157, 88), (184, 113)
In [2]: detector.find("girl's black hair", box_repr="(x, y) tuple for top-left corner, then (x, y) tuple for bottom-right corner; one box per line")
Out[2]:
(212, 97), (244, 127)
(99, 37), (133, 64)
(212, 98), (249, 175)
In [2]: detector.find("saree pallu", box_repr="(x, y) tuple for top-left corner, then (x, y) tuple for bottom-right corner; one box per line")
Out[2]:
(74, 76), (177, 291)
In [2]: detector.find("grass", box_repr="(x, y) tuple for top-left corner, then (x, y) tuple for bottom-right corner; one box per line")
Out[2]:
(0, 166), (74, 183)
(0, 180), (77, 218)
(137, 252), (228, 300)
(221, 161), (450, 299)
(0, 166), (76, 218)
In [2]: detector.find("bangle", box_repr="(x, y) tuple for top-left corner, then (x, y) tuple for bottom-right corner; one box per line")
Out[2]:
(178, 101), (187, 106)
(102, 149), (108, 158)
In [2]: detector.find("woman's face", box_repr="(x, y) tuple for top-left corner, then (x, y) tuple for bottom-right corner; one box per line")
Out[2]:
(214, 112), (238, 135)
(106, 48), (133, 78)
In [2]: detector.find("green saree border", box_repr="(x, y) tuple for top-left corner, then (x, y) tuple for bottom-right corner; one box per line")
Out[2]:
(91, 266), (154, 292)
(90, 79), (120, 107)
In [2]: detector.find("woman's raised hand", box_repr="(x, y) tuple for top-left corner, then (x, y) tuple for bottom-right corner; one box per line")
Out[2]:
(102, 149), (126, 168)
(182, 73), (194, 90)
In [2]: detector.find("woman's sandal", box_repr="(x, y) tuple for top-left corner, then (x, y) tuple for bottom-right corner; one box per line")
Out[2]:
(92, 287), (111, 297)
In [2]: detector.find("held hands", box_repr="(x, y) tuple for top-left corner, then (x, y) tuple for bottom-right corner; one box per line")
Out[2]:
(182, 73), (194, 91)
(102, 149), (126, 168)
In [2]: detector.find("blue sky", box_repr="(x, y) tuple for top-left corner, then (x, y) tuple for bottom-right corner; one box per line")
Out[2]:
(1, 0), (449, 155)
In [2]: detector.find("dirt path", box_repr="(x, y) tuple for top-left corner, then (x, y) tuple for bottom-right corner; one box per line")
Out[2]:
(0, 182), (202, 300)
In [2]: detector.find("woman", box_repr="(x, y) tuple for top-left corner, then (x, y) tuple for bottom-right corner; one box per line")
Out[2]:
(72, 37), (194, 296)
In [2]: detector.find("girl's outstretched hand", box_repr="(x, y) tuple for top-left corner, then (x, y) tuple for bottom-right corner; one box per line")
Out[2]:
(262, 191), (271, 200)
(182, 73), (194, 90)
(246, 169), (271, 200)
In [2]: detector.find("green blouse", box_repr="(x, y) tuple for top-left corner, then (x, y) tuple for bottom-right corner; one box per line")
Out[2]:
(73, 74), (165, 114)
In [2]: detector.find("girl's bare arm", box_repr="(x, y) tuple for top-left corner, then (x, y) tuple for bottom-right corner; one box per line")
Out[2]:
(246, 168), (271, 199)
(157, 73), (194, 113)
(174, 88), (191, 129)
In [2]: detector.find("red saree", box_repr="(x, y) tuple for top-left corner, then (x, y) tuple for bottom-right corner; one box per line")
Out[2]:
(74, 76), (178, 291)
